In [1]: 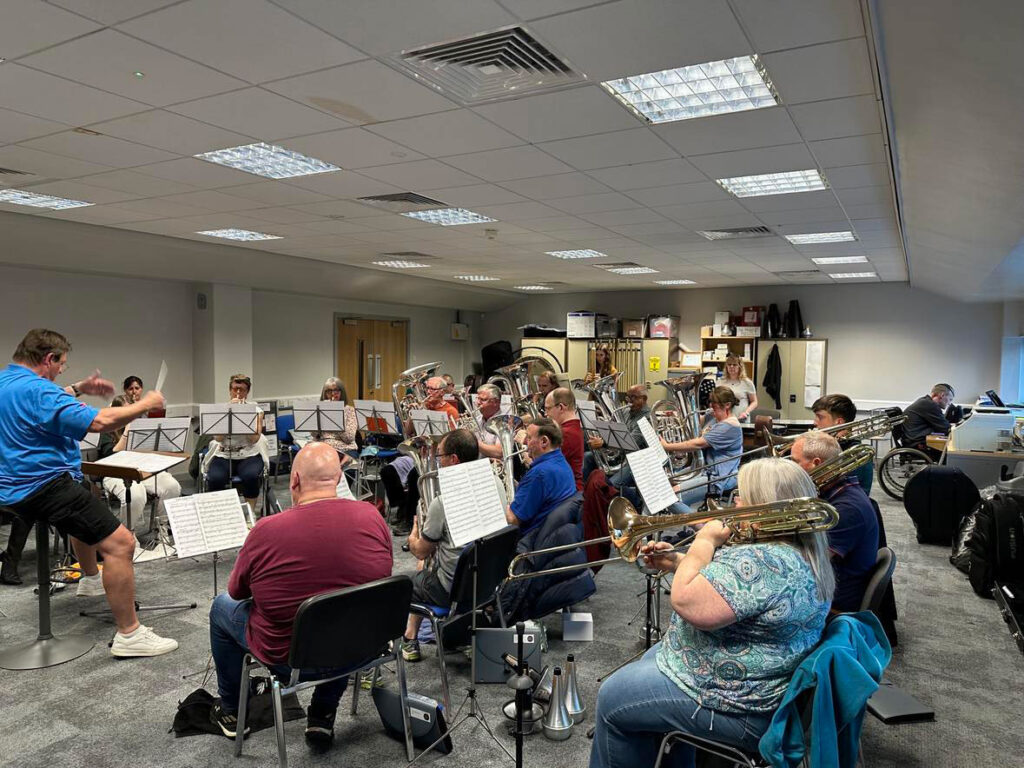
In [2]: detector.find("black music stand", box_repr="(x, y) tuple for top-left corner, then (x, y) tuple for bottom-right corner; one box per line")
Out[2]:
(199, 404), (268, 516)
(0, 521), (94, 670)
(126, 417), (191, 454)
(292, 400), (347, 434)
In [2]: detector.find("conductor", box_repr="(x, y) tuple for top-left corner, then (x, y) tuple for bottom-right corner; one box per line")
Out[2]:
(0, 329), (178, 657)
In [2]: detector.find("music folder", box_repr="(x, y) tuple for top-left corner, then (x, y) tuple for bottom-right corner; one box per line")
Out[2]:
(354, 400), (395, 434)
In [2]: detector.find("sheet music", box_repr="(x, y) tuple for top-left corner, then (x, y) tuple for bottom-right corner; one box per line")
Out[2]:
(336, 476), (356, 501)
(500, 394), (513, 415)
(437, 458), (507, 548)
(627, 447), (678, 514)
(410, 409), (450, 436)
(93, 450), (185, 474)
(164, 490), (249, 558)
(637, 417), (668, 462)
(155, 359), (168, 394)
(126, 417), (191, 452)
(354, 400), (395, 433)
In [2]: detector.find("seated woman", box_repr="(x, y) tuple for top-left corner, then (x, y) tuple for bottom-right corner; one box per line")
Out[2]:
(311, 377), (358, 468)
(589, 458), (834, 768)
(661, 386), (743, 510)
(584, 346), (617, 385)
(719, 354), (758, 421)
(98, 386), (181, 532)
(205, 374), (267, 512)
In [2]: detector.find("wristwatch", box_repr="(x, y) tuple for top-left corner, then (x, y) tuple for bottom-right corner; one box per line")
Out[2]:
(71, 384), (82, 397)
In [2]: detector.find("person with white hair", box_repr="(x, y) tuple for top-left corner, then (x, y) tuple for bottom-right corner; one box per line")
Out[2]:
(791, 430), (879, 612)
(589, 457), (834, 768)
(312, 377), (358, 467)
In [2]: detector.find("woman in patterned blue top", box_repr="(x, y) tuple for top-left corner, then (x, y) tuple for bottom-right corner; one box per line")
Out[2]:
(589, 458), (834, 768)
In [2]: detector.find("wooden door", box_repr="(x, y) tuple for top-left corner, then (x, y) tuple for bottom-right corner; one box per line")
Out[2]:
(373, 320), (408, 399)
(336, 317), (407, 401)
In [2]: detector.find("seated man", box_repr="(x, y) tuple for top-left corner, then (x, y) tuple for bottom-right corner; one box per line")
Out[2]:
(811, 393), (873, 492)
(543, 387), (584, 491)
(208, 443), (392, 747)
(506, 418), (577, 532)
(791, 431), (879, 612)
(473, 383), (504, 460)
(583, 384), (650, 486)
(902, 383), (955, 459)
(400, 429), (507, 662)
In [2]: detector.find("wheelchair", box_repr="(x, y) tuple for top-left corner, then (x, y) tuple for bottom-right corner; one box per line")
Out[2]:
(876, 407), (934, 501)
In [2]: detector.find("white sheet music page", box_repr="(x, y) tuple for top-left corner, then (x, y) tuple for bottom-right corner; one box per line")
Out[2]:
(637, 417), (668, 462)
(93, 451), (185, 474)
(155, 359), (168, 394)
(336, 476), (356, 501)
(627, 447), (678, 514)
(438, 458), (507, 547)
(198, 490), (250, 552)
(163, 497), (207, 558)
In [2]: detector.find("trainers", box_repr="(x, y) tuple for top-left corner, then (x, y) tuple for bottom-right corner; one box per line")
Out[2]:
(210, 702), (250, 739)
(76, 572), (105, 597)
(304, 708), (336, 750)
(401, 637), (421, 662)
(359, 670), (385, 690)
(110, 624), (178, 658)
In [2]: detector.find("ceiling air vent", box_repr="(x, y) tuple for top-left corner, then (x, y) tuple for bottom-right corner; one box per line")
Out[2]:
(774, 270), (825, 281)
(387, 25), (585, 105)
(0, 167), (31, 176)
(356, 192), (448, 213)
(696, 226), (773, 241)
(380, 251), (437, 260)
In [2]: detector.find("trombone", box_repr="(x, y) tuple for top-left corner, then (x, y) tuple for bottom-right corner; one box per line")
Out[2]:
(505, 495), (839, 582)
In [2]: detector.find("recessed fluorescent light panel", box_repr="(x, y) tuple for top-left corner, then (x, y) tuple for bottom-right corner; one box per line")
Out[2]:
(454, 274), (500, 282)
(607, 266), (659, 275)
(811, 255), (869, 265)
(717, 169), (828, 198)
(546, 249), (607, 260)
(786, 231), (856, 245)
(515, 285), (554, 291)
(194, 142), (339, 179)
(195, 228), (282, 241)
(372, 259), (431, 269)
(830, 271), (877, 279)
(601, 55), (778, 124)
(654, 279), (696, 285)
(0, 188), (92, 210)
(402, 208), (496, 226)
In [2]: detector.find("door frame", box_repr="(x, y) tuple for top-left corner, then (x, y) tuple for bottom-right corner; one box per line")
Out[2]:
(332, 312), (411, 395)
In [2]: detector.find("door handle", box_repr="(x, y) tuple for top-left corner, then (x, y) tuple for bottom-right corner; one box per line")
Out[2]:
(375, 354), (382, 389)
(367, 353), (374, 391)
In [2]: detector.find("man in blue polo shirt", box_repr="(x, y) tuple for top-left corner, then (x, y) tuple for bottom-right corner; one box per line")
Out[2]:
(506, 418), (577, 532)
(0, 328), (177, 657)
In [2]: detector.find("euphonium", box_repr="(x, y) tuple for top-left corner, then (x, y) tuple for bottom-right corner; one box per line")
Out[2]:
(397, 434), (441, 535)
(656, 372), (711, 479)
(392, 360), (442, 429)
(485, 413), (522, 504)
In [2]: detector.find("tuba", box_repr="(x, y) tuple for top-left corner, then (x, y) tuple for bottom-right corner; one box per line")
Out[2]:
(392, 361), (442, 430)
(654, 372), (711, 478)
(397, 433), (442, 538)
(577, 371), (627, 475)
(485, 413), (523, 503)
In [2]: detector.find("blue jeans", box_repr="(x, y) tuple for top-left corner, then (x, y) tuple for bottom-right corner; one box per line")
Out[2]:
(209, 593), (349, 715)
(589, 645), (771, 768)
(208, 455), (264, 499)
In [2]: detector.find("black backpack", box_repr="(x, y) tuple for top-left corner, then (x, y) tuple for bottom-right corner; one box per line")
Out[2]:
(903, 466), (980, 545)
(951, 494), (1024, 597)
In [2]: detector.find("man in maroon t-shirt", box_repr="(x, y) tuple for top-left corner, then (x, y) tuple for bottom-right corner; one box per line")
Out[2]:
(545, 387), (584, 491)
(208, 443), (392, 748)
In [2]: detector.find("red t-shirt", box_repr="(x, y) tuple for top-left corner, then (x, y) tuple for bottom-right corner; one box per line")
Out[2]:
(560, 418), (584, 491)
(228, 498), (393, 663)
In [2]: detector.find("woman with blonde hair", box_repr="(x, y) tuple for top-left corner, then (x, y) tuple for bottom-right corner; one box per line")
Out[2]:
(720, 353), (758, 421)
(589, 457), (833, 768)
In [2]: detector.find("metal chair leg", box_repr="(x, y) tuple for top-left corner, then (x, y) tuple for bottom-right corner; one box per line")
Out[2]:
(432, 616), (452, 713)
(349, 673), (359, 715)
(235, 657), (254, 757)
(395, 639), (415, 761)
(271, 678), (288, 768)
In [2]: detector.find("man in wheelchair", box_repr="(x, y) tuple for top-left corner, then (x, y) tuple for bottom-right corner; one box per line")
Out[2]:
(902, 383), (957, 460)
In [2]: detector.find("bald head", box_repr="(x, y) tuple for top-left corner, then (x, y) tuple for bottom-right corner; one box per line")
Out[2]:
(290, 443), (343, 505)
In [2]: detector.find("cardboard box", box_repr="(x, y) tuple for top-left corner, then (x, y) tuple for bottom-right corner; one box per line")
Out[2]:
(596, 317), (620, 338)
(622, 318), (646, 338)
(741, 305), (764, 326)
(735, 326), (761, 337)
(647, 315), (679, 338)
(701, 325), (715, 337)
(562, 612), (594, 642)
(714, 311), (731, 326)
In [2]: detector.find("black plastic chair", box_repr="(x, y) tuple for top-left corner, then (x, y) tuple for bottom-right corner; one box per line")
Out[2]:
(859, 547), (896, 614)
(409, 525), (519, 712)
(235, 575), (415, 767)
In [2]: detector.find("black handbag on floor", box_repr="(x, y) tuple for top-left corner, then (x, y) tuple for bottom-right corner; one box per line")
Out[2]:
(903, 466), (979, 545)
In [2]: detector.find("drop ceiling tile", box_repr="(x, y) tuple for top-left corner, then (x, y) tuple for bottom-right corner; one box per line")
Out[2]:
(625, 181), (730, 207)
(546, 191), (641, 215)
(21, 29), (247, 106)
(809, 134), (885, 168)
(0, 144), (116, 180)
(366, 110), (523, 157)
(499, 173), (611, 200)
(90, 110), (250, 156)
(21, 179), (139, 204)
(169, 88), (353, 143)
(519, 215), (592, 232)
(265, 60), (457, 125)
(654, 108), (801, 157)
(155, 189), (265, 213)
(0, 64), (147, 125)
(47, 0), (181, 25)
(531, 0), (750, 82)
(606, 221), (691, 238)
(273, 0), (515, 57)
(756, 204), (848, 225)
(537, 128), (678, 172)
(293, 218), (379, 235)
(656, 199), (752, 223)
(445, 146), (574, 182)
(789, 95), (881, 140)
(0, 108), (68, 146)
(421, 183), (528, 208)
(291, 200), (396, 219)
(688, 143), (816, 179)
(475, 201), (562, 221)
(587, 159), (705, 191)
(834, 185), (890, 206)
(824, 163), (889, 189)
(20, 131), (178, 169)
(218, 182), (332, 207)
(666, 213), (763, 231)
(357, 159), (480, 190)
(282, 128), (425, 170)
(134, 157), (262, 189)
(499, 0), (608, 20)
(578, 208), (666, 227)
(36, 203), (163, 224)
(111, 196), (208, 218)
(763, 38), (874, 104)
(235, 206), (325, 225)
(472, 86), (640, 143)
(731, 0), (865, 53)
(120, 0), (366, 84)
(844, 202), (893, 220)
(740, 189), (839, 212)
(0, 0), (101, 59)
(74, 169), (200, 197)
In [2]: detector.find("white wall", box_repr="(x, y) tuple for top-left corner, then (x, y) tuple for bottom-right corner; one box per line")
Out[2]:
(479, 282), (1004, 404)
(252, 290), (482, 401)
(0, 264), (194, 404)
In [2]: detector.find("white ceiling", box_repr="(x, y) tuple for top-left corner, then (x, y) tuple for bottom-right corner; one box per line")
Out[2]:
(0, 0), (996, 305)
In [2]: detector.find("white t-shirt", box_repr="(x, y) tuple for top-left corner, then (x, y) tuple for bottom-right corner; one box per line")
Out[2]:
(720, 378), (756, 417)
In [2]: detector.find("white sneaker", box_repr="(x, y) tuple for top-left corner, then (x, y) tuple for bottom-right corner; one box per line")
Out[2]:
(110, 624), (178, 658)
(76, 573), (105, 597)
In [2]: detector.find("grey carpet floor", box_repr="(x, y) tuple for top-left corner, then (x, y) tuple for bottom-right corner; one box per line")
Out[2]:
(1, 481), (1022, 768)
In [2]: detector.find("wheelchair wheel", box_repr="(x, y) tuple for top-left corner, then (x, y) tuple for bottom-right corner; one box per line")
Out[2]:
(877, 447), (933, 500)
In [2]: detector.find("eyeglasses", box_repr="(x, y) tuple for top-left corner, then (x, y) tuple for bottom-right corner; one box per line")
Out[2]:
(426, 385), (445, 391)
(324, 388), (341, 393)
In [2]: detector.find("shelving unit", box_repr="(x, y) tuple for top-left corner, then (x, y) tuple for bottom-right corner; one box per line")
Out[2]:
(699, 330), (757, 380)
